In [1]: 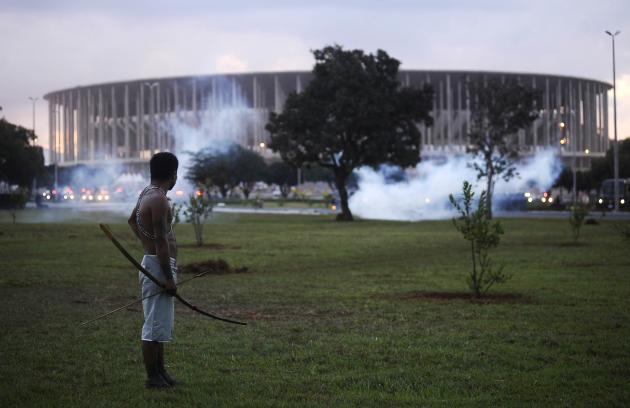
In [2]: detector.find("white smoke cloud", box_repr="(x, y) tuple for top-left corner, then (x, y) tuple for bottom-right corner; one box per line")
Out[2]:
(349, 149), (562, 221)
(165, 76), (262, 193)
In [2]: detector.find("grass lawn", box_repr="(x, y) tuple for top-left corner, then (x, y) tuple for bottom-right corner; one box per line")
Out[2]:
(1, 211), (629, 407)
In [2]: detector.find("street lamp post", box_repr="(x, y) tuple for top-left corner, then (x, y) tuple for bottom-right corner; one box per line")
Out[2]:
(605, 30), (621, 211)
(28, 97), (38, 134)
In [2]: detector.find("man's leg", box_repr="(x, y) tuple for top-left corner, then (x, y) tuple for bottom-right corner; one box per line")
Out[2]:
(157, 343), (180, 386)
(142, 341), (169, 389)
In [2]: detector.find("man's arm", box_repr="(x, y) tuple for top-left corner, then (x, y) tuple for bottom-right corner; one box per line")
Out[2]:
(127, 206), (142, 240)
(151, 196), (177, 295)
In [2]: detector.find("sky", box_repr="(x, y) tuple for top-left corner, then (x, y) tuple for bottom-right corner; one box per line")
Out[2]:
(1, 0), (629, 160)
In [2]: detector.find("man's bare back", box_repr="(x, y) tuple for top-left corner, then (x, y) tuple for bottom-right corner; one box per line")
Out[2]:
(135, 188), (178, 258)
(128, 184), (178, 295)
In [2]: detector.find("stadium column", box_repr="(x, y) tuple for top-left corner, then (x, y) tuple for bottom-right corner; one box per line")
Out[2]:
(111, 86), (117, 159)
(446, 74), (453, 151)
(124, 84), (130, 158)
(531, 77), (538, 150)
(544, 77), (551, 147)
(517, 76), (525, 149)
(192, 78), (197, 127)
(253, 76), (259, 146)
(582, 83), (597, 157)
(173, 81), (180, 122)
(156, 83), (162, 151)
(465, 74), (470, 152)
(165, 84), (171, 151)
(87, 88), (94, 161)
(56, 96), (62, 161)
(585, 82), (592, 156)
(49, 96), (55, 164)
(274, 75), (281, 113)
(68, 91), (74, 162)
(576, 81), (586, 159)
(603, 87), (609, 151)
(597, 84), (606, 152)
(98, 88), (104, 159)
(556, 78), (562, 144)
(62, 92), (68, 162)
(456, 78), (462, 149)
(76, 90), (83, 161)
(139, 84), (145, 155)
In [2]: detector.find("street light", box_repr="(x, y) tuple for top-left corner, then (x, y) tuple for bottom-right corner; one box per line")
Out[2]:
(28, 96), (38, 133)
(605, 30), (621, 211)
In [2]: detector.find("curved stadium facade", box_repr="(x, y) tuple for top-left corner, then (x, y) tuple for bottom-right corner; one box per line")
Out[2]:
(44, 70), (612, 170)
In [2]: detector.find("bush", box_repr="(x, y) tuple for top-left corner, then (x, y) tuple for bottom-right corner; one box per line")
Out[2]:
(449, 181), (511, 297)
(170, 201), (183, 230)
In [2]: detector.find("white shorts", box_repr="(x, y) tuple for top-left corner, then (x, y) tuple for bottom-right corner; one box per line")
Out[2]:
(139, 255), (177, 342)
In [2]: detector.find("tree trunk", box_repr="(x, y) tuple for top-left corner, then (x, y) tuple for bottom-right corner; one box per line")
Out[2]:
(486, 163), (494, 220)
(334, 170), (353, 221)
(280, 184), (290, 198)
(241, 183), (251, 199)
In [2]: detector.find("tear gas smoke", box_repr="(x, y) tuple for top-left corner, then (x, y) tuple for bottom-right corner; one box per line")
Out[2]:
(58, 77), (260, 208)
(165, 77), (261, 196)
(348, 149), (562, 221)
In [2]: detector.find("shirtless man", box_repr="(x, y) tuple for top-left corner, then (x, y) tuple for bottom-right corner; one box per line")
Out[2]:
(128, 152), (179, 389)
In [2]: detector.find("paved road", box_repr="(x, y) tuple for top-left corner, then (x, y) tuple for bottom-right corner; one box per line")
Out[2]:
(24, 201), (630, 220)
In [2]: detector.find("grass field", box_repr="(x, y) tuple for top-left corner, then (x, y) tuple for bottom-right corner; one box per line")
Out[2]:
(1, 211), (629, 407)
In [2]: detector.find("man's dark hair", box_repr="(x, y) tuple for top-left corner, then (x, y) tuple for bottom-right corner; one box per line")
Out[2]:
(150, 152), (178, 181)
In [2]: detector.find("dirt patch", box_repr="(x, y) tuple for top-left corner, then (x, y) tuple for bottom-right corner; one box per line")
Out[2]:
(178, 258), (250, 275)
(391, 291), (531, 304)
(178, 243), (240, 250)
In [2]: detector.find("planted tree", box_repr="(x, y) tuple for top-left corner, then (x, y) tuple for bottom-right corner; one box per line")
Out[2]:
(449, 181), (510, 297)
(170, 201), (183, 230)
(183, 193), (213, 247)
(467, 78), (540, 219)
(267, 45), (433, 221)
(568, 204), (589, 243)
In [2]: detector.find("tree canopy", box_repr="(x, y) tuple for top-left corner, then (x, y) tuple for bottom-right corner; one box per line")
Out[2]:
(186, 144), (267, 199)
(265, 161), (298, 198)
(267, 45), (434, 221)
(0, 118), (45, 188)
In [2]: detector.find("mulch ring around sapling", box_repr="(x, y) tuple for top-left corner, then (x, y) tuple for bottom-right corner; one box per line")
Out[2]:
(178, 258), (250, 275)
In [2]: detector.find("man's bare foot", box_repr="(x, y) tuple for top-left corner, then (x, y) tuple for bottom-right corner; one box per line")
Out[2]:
(145, 375), (170, 389)
(160, 371), (182, 386)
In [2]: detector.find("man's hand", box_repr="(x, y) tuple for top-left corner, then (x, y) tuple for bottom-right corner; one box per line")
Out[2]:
(164, 278), (177, 296)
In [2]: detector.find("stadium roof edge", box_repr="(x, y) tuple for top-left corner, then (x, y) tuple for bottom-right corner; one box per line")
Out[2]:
(43, 69), (612, 100)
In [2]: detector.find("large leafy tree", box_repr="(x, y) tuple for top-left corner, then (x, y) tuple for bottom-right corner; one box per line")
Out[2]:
(266, 45), (434, 221)
(187, 144), (267, 199)
(467, 78), (540, 219)
(0, 118), (45, 188)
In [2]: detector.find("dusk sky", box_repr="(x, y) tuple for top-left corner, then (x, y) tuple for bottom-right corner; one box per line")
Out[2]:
(1, 0), (629, 159)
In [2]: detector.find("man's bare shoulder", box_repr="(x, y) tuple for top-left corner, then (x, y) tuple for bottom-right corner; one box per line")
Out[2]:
(145, 191), (169, 214)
